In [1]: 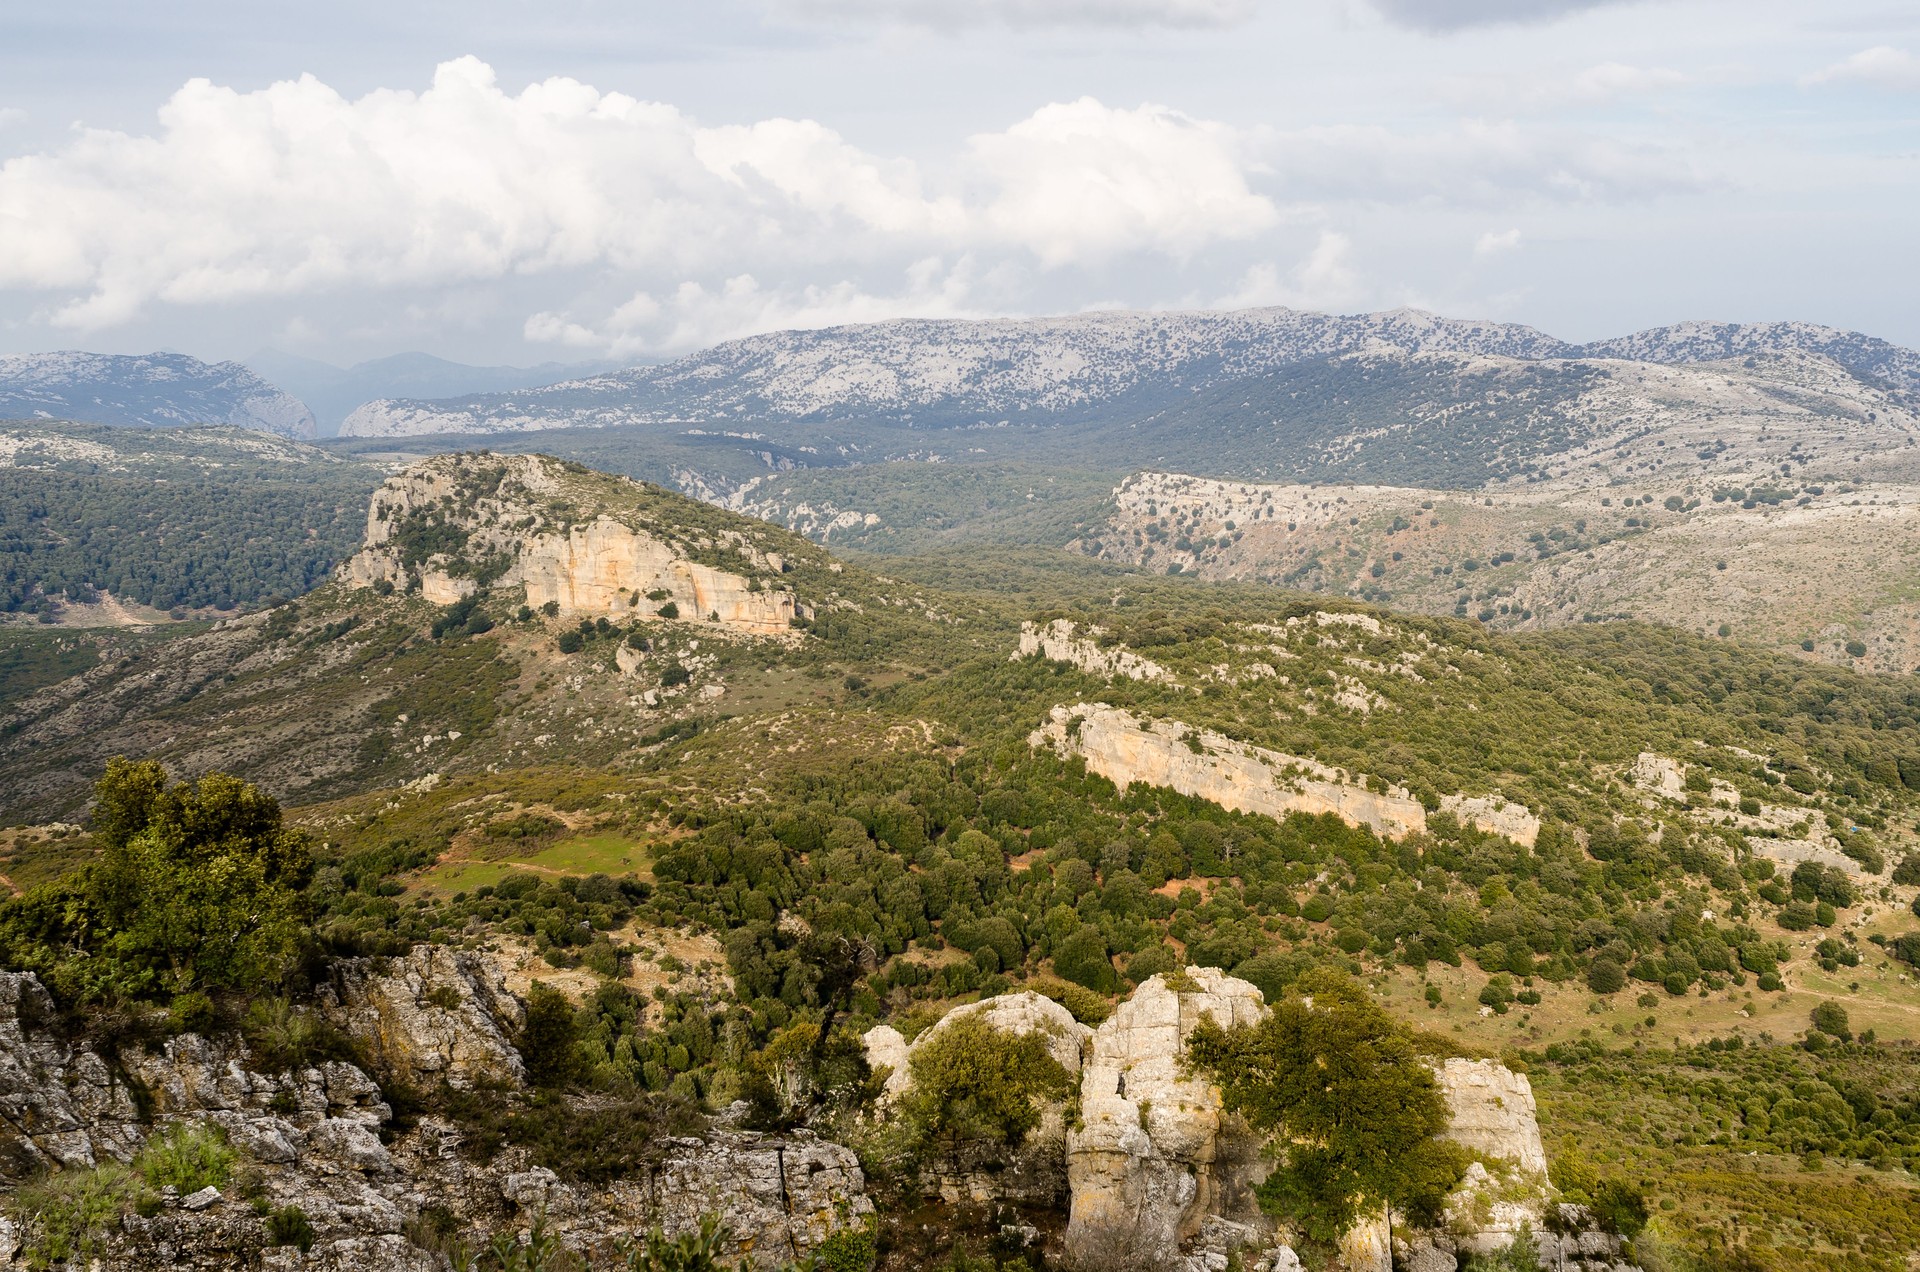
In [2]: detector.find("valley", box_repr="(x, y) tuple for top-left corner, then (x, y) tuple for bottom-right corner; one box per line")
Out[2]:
(3, 308), (1920, 1272)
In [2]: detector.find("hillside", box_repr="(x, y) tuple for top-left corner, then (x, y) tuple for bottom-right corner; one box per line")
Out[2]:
(0, 351), (317, 438)
(336, 306), (1920, 442)
(4, 451), (1920, 1270)
(0, 422), (383, 624)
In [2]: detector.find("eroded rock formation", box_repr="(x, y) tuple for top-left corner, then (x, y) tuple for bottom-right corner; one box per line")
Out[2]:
(321, 945), (527, 1091)
(1034, 704), (1540, 846)
(1015, 620), (1174, 683)
(341, 454), (803, 637)
(1065, 969), (1274, 1270)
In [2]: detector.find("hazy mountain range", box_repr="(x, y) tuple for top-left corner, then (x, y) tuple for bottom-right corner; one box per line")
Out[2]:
(334, 307), (1920, 438)
(244, 348), (624, 435)
(0, 351), (317, 439)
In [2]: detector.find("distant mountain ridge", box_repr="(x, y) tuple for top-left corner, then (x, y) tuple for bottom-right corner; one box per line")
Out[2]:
(0, 351), (316, 439)
(337, 307), (1920, 438)
(246, 348), (624, 435)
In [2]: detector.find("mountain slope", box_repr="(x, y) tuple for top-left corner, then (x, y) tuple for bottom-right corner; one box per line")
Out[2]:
(248, 348), (622, 434)
(337, 307), (1565, 437)
(0, 352), (317, 438)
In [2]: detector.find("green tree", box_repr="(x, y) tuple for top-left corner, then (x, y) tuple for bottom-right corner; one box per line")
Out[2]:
(898, 1013), (1074, 1152)
(1186, 969), (1466, 1248)
(0, 759), (313, 1002)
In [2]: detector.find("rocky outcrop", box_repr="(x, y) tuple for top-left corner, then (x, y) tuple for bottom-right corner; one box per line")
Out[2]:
(341, 454), (803, 637)
(1435, 1058), (1549, 1177)
(1034, 703), (1427, 841)
(1035, 704), (1539, 846)
(0, 965), (874, 1270)
(322, 945), (527, 1091)
(1065, 969), (1273, 1270)
(1438, 795), (1540, 848)
(1015, 620), (1174, 683)
(865, 992), (1092, 1204)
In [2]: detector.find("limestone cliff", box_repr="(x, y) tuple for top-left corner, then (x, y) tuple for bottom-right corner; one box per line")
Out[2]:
(341, 453), (806, 637)
(1015, 620), (1175, 683)
(1065, 969), (1273, 1270)
(1034, 704), (1539, 845)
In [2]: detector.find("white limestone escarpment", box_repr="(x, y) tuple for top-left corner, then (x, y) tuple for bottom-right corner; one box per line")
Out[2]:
(340, 453), (804, 637)
(1032, 702), (1540, 845)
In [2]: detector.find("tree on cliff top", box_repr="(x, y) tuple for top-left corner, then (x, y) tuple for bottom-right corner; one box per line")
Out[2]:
(1186, 968), (1465, 1248)
(0, 758), (313, 1004)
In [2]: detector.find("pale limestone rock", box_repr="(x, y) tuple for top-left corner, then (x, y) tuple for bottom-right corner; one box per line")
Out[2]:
(1065, 968), (1272, 1270)
(321, 945), (526, 1090)
(1339, 1211), (1391, 1272)
(1015, 619), (1174, 683)
(1438, 794), (1542, 847)
(1632, 752), (1688, 801)
(341, 453), (801, 638)
(1034, 703), (1427, 840)
(261, 1235), (444, 1271)
(1435, 1058), (1549, 1176)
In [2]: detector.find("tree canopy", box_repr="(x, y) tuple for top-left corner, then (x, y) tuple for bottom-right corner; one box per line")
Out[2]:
(1185, 969), (1465, 1248)
(0, 759), (313, 1004)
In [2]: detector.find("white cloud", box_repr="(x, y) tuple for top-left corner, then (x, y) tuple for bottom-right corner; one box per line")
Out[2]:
(769, 0), (1255, 30)
(1267, 119), (1706, 205)
(969, 98), (1278, 267)
(1804, 46), (1920, 92)
(1475, 227), (1522, 256)
(1213, 231), (1362, 311)
(528, 258), (993, 357)
(0, 60), (1279, 331)
(1437, 62), (1687, 112)
(0, 108), (25, 130)
(1366, 0), (1646, 33)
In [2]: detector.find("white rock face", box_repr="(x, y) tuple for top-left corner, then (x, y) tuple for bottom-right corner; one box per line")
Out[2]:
(321, 945), (527, 1090)
(1034, 703), (1427, 840)
(340, 453), (802, 637)
(1438, 794), (1541, 848)
(1035, 704), (1539, 846)
(1632, 752), (1688, 802)
(1015, 620), (1174, 683)
(1066, 969), (1273, 1270)
(1433, 1058), (1549, 1177)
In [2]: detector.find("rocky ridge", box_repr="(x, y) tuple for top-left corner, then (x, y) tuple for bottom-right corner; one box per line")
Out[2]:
(1031, 703), (1536, 845)
(0, 960), (872, 1270)
(341, 453), (806, 636)
(0, 352), (316, 439)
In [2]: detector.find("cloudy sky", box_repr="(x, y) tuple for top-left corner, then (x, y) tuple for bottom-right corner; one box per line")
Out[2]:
(1, 0), (1917, 367)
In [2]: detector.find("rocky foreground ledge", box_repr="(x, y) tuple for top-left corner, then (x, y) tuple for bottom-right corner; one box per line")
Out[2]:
(0, 954), (1632, 1271)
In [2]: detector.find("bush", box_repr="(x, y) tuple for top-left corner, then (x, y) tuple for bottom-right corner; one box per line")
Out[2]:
(661, 662), (691, 687)
(137, 1120), (235, 1193)
(518, 982), (585, 1088)
(556, 631), (584, 654)
(267, 1204), (316, 1252)
(1188, 970), (1465, 1247)
(1052, 926), (1117, 994)
(1586, 959), (1626, 995)
(1589, 1178), (1649, 1237)
(1811, 1002), (1852, 1042)
(1893, 855), (1920, 886)
(0, 760), (314, 1004)
(898, 1013), (1074, 1152)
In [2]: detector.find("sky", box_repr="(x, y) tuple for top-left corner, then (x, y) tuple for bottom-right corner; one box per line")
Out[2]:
(1, 0), (1917, 368)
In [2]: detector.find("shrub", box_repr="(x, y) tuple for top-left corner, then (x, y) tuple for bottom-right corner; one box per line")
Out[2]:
(1811, 1002), (1852, 1042)
(137, 1120), (235, 1193)
(661, 663), (691, 687)
(517, 983), (585, 1089)
(1188, 970), (1465, 1248)
(1588, 1179), (1649, 1237)
(657, 601), (680, 620)
(1586, 959), (1626, 995)
(556, 631), (584, 654)
(898, 1012), (1074, 1152)
(1893, 855), (1920, 887)
(12, 1163), (145, 1266)
(267, 1204), (315, 1252)
(1052, 926), (1117, 994)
